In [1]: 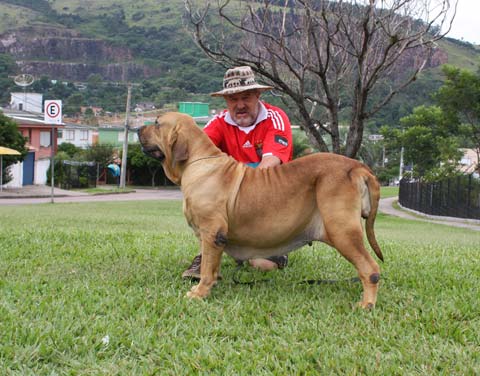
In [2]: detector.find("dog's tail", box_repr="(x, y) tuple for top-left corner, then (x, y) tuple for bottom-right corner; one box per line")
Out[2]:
(361, 169), (384, 262)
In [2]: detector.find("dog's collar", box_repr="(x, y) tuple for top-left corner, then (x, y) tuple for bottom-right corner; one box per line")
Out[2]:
(184, 155), (223, 168)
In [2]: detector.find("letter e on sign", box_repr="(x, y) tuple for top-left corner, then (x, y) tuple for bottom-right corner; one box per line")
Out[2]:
(44, 100), (62, 124)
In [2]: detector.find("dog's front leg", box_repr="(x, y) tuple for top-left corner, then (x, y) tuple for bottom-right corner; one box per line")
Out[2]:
(187, 229), (227, 299)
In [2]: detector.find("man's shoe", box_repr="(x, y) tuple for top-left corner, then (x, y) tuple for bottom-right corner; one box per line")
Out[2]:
(267, 255), (288, 269)
(182, 254), (202, 280)
(181, 254), (222, 280)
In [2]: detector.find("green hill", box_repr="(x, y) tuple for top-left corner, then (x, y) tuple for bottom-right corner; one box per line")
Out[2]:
(1, 0), (479, 125)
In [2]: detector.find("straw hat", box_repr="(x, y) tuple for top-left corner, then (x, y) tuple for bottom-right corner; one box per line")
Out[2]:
(211, 66), (273, 97)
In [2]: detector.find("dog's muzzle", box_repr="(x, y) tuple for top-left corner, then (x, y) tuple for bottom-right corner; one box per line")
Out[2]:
(141, 145), (165, 161)
(136, 126), (165, 161)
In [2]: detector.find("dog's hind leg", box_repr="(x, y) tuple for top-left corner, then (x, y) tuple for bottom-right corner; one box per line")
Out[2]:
(187, 226), (227, 299)
(316, 176), (381, 308)
(318, 193), (381, 309)
(324, 220), (381, 308)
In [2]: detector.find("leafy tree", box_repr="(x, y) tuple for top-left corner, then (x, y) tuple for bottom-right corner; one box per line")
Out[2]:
(128, 144), (165, 187)
(86, 74), (103, 91)
(47, 81), (76, 99)
(0, 111), (27, 184)
(58, 142), (80, 158)
(84, 144), (116, 169)
(435, 65), (480, 166)
(381, 106), (461, 180)
(83, 108), (97, 125)
(49, 151), (70, 188)
(84, 78), (127, 112)
(32, 75), (52, 93)
(357, 137), (400, 185)
(0, 54), (16, 75)
(0, 54), (17, 104)
(1, 0), (51, 13)
(64, 93), (85, 116)
(154, 88), (189, 109)
(292, 131), (314, 159)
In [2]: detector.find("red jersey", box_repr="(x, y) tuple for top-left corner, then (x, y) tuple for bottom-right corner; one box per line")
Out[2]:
(203, 102), (293, 165)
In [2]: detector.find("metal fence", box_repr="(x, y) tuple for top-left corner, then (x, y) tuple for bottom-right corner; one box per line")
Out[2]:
(399, 175), (480, 220)
(60, 160), (97, 189)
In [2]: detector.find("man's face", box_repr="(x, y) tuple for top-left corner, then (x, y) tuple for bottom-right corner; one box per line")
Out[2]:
(224, 90), (261, 127)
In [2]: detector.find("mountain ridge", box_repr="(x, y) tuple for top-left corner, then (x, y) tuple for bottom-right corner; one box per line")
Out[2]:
(0, 0), (479, 125)
(1, 0), (478, 85)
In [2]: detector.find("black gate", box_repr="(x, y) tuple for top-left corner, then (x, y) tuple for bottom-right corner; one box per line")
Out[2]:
(399, 175), (480, 220)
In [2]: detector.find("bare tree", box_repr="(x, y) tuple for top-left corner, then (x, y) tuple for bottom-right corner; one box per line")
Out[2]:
(185, 0), (457, 158)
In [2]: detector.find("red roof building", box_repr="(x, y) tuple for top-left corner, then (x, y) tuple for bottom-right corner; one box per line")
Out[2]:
(2, 110), (64, 187)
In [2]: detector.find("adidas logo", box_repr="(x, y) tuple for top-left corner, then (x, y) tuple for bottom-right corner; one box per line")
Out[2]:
(242, 141), (253, 148)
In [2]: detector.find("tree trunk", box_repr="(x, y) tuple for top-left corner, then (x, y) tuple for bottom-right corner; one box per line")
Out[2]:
(185, 0), (456, 159)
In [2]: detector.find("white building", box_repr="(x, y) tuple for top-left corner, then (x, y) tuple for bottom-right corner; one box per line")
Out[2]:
(459, 148), (479, 176)
(58, 124), (97, 149)
(10, 93), (43, 113)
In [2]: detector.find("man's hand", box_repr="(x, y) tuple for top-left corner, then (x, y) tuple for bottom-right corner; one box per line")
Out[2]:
(258, 155), (281, 169)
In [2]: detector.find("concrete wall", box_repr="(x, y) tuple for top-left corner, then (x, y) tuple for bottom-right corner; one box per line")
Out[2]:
(3, 162), (22, 188)
(35, 159), (50, 185)
(2, 157), (51, 187)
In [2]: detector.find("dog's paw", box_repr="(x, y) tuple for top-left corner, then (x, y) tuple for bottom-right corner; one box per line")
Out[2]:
(357, 301), (375, 310)
(186, 285), (207, 299)
(186, 291), (202, 299)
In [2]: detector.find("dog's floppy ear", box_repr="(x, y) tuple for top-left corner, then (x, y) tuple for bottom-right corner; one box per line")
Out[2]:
(173, 139), (188, 165)
(169, 123), (189, 167)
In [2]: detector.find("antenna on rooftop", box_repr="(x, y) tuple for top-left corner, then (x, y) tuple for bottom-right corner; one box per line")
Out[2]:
(14, 74), (35, 112)
(14, 73), (35, 87)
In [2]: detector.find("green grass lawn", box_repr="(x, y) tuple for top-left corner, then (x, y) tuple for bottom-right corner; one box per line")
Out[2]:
(380, 186), (399, 199)
(0, 200), (479, 374)
(78, 187), (136, 195)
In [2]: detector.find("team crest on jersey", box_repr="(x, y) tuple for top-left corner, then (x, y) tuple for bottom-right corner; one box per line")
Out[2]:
(255, 141), (263, 158)
(274, 135), (288, 147)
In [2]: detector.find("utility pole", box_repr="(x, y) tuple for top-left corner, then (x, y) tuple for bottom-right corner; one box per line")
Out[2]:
(119, 84), (132, 189)
(50, 123), (55, 203)
(399, 146), (404, 182)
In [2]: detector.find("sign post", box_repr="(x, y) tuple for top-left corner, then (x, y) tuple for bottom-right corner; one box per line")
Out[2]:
(44, 100), (62, 203)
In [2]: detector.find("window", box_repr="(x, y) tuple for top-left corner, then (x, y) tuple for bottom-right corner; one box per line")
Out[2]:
(80, 130), (89, 140)
(40, 131), (51, 147)
(65, 130), (75, 141)
(58, 130), (63, 139)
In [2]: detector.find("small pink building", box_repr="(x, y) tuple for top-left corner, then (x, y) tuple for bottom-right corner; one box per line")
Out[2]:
(4, 111), (63, 187)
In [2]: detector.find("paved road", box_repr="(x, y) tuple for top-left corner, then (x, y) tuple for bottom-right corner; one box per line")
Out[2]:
(379, 196), (480, 231)
(0, 186), (182, 205)
(1, 185), (479, 231)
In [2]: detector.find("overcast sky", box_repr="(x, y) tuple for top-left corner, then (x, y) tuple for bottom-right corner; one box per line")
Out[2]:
(446, 0), (480, 44)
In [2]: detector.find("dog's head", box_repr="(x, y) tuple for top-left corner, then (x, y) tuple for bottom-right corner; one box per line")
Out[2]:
(138, 112), (194, 184)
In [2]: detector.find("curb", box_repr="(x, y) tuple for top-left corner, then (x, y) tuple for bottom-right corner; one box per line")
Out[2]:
(0, 194), (71, 199)
(397, 201), (480, 226)
(380, 197), (480, 231)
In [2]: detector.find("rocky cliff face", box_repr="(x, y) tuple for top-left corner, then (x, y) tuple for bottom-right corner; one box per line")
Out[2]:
(396, 46), (449, 72)
(0, 26), (160, 81)
(0, 25), (449, 83)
